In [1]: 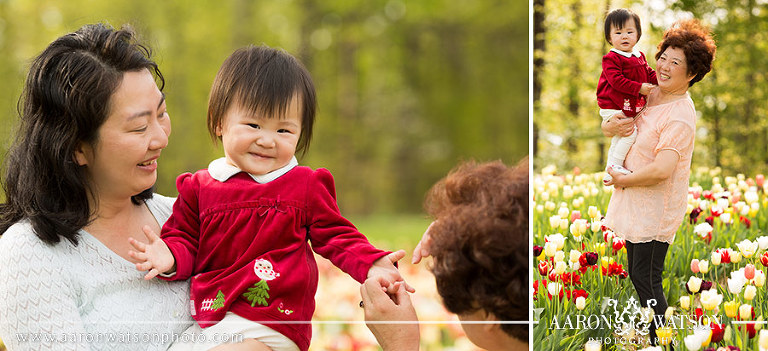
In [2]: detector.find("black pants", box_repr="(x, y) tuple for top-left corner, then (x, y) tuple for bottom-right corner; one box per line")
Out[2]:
(626, 240), (669, 345)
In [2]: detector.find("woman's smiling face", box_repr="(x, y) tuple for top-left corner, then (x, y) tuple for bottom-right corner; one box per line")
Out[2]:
(656, 46), (695, 93)
(75, 69), (171, 201)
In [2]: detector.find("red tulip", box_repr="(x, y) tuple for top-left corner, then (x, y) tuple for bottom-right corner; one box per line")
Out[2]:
(548, 271), (558, 282)
(703, 190), (714, 200)
(710, 322), (725, 343)
(758, 174), (765, 187)
(720, 249), (732, 264)
(571, 289), (588, 300)
(538, 261), (549, 276)
(741, 216), (752, 229)
(533, 245), (543, 257)
(690, 207), (703, 224)
(612, 237), (625, 253)
(760, 252), (768, 267)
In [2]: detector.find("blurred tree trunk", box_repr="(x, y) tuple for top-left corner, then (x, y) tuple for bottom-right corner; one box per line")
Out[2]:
(596, 0), (610, 170)
(564, 0), (582, 155)
(533, 0), (545, 158)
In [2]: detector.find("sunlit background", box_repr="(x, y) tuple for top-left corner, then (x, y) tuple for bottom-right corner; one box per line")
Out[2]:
(0, 0), (527, 350)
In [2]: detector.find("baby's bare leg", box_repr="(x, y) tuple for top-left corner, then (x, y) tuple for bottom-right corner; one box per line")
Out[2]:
(210, 338), (272, 351)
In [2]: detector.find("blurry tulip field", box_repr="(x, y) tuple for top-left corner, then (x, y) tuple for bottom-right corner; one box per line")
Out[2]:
(534, 165), (768, 351)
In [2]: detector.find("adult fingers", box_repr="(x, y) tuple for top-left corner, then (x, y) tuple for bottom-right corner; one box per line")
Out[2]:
(393, 283), (414, 310)
(363, 277), (396, 307)
(412, 222), (435, 264)
(411, 241), (424, 264)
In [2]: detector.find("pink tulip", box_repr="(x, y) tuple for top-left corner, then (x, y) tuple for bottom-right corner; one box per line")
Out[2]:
(570, 211), (581, 222)
(746, 264), (756, 280)
(691, 259), (700, 274)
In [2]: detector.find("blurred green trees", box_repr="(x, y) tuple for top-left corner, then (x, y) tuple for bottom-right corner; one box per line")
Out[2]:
(534, 0), (768, 175)
(0, 0), (527, 215)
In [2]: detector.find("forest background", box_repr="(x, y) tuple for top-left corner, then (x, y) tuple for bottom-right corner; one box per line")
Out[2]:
(534, 0), (768, 174)
(0, 0), (527, 228)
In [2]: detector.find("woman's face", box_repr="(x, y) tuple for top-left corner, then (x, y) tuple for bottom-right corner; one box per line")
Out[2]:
(75, 69), (171, 201)
(656, 46), (695, 93)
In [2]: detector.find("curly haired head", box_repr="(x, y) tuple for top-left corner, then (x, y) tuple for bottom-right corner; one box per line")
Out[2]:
(425, 158), (528, 341)
(655, 19), (716, 87)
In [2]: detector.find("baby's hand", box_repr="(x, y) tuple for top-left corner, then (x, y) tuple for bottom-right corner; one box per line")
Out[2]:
(367, 250), (416, 294)
(639, 83), (656, 96)
(128, 225), (176, 280)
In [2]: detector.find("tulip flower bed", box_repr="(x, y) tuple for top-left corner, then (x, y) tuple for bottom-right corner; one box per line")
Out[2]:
(534, 165), (768, 351)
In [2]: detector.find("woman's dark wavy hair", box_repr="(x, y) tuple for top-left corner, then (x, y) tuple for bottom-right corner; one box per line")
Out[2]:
(655, 19), (716, 87)
(425, 158), (529, 341)
(0, 23), (164, 245)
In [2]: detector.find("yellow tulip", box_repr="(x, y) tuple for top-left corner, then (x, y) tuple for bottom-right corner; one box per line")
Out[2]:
(744, 285), (757, 301)
(679, 296), (690, 310)
(711, 251), (721, 266)
(739, 304), (753, 320)
(584, 340), (601, 351)
(554, 261), (567, 274)
(698, 260), (710, 274)
(569, 250), (581, 263)
(588, 206), (598, 219)
(759, 330), (768, 349)
(549, 215), (561, 229)
(724, 300), (739, 318)
(656, 327), (674, 346)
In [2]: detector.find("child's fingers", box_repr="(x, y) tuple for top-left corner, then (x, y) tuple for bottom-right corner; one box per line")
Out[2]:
(142, 225), (160, 242)
(387, 250), (406, 265)
(135, 260), (155, 272)
(128, 237), (147, 252)
(402, 280), (416, 293)
(128, 249), (148, 262)
(144, 268), (160, 280)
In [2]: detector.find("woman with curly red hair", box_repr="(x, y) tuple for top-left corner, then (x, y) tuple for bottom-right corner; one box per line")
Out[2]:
(360, 159), (529, 351)
(602, 19), (717, 345)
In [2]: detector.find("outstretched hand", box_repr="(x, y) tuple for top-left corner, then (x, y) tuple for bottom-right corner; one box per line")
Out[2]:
(367, 250), (415, 294)
(411, 221), (435, 264)
(128, 225), (176, 280)
(360, 277), (420, 351)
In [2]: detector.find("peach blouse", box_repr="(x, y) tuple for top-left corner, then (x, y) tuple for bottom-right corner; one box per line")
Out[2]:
(604, 90), (696, 244)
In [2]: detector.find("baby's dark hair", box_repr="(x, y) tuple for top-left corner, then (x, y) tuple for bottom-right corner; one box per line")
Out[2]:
(604, 8), (642, 44)
(207, 45), (316, 156)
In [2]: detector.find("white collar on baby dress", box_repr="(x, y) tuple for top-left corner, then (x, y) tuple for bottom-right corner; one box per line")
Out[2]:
(610, 48), (642, 58)
(207, 156), (298, 184)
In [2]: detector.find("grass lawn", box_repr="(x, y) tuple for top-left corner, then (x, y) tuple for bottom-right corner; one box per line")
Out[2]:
(346, 213), (432, 251)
